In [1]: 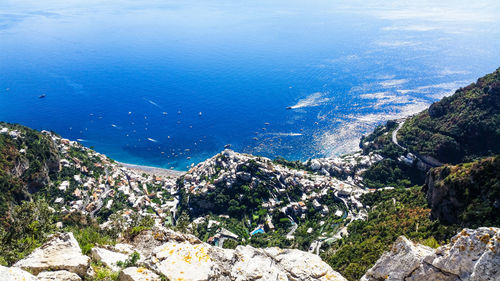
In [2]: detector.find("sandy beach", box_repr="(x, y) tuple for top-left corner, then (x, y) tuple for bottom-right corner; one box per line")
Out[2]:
(117, 162), (185, 179)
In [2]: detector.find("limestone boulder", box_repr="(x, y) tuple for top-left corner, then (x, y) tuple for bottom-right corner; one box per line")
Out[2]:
(229, 246), (347, 281)
(13, 232), (90, 276)
(430, 227), (500, 281)
(143, 241), (346, 281)
(362, 228), (500, 281)
(119, 267), (161, 281)
(91, 247), (130, 271)
(146, 241), (216, 281)
(361, 236), (434, 281)
(0, 265), (37, 281)
(37, 270), (82, 281)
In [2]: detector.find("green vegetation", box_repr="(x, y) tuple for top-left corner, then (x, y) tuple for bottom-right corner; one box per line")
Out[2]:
(88, 261), (119, 281)
(322, 187), (458, 281)
(0, 200), (55, 265)
(361, 120), (404, 159)
(362, 159), (424, 189)
(70, 226), (117, 255)
(117, 252), (141, 268)
(360, 120), (425, 188)
(398, 68), (500, 164)
(124, 214), (155, 239)
(0, 123), (59, 217)
(425, 155), (500, 227)
(187, 158), (275, 218)
(273, 157), (313, 172)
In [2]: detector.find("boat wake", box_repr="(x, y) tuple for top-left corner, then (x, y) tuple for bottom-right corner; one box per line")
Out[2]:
(288, 92), (330, 109)
(265, 132), (303, 137)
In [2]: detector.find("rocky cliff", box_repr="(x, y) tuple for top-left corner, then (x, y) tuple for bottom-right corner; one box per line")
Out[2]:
(361, 227), (500, 281)
(424, 156), (500, 226)
(4, 228), (347, 281)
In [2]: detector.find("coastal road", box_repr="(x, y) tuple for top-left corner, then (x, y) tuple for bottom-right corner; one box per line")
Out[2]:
(391, 119), (443, 168)
(392, 120), (405, 149)
(286, 216), (298, 239)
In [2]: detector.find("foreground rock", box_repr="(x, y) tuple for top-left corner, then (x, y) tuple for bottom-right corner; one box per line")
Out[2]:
(361, 236), (434, 281)
(0, 265), (37, 281)
(37, 270), (82, 281)
(225, 246), (347, 281)
(142, 228), (347, 281)
(91, 247), (130, 271)
(4, 229), (345, 280)
(13, 232), (90, 276)
(119, 267), (160, 281)
(362, 227), (500, 281)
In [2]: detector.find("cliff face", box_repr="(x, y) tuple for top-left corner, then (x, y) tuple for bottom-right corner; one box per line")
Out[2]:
(424, 156), (500, 227)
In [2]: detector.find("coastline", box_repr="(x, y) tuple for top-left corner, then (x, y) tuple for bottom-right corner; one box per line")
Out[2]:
(117, 161), (185, 179)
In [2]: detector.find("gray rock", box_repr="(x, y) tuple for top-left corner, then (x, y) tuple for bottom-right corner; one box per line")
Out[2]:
(362, 228), (500, 281)
(37, 270), (82, 281)
(0, 265), (37, 281)
(143, 229), (347, 281)
(229, 246), (348, 281)
(361, 236), (434, 281)
(91, 247), (129, 271)
(119, 267), (161, 281)
(13, 232), (90, 276)
(430, 227), (500, 281)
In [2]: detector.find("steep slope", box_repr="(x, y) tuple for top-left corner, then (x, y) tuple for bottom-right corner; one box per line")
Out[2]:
(397, 67), (500, 164)
(424, 156), (500, 226)
(321, 187), (457, 281)
(0, 122), (60, 216)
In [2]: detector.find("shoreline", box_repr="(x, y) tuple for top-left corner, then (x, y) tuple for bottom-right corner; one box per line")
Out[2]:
(117, 161), (185, 178)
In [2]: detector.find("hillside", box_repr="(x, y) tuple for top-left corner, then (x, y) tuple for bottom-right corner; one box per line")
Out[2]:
(397, 67), (500, 164)
(0, 122), (60, 216)
(424, 156), (500, 227)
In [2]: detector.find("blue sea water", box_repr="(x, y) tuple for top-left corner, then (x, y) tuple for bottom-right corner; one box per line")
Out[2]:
(1, 0), (499, 170)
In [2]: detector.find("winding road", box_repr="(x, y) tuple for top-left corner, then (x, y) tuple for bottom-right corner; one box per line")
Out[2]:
(391, 119), (443, 168)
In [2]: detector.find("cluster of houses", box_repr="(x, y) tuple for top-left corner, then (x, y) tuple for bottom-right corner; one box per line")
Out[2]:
(2, 123), (381, 247)
(181, 149), (371, 240)
(38, 131), (180, 229)
(306, 151), (384, 186)
(0, 126), (21, 138)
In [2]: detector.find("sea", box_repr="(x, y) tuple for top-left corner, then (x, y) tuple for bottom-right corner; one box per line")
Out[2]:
(1, 0), (499, 170)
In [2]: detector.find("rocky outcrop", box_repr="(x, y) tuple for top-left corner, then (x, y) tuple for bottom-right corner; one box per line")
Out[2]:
(147, 241), (215, 280)
(423, 156), (500, 226)
(225, 246), (347, 281)
(91, 247), (130, 271)
(140, 227), (347, 281)
(361, 227), (500, 281)
(361, 236), (434, 281)
(0, 265), (37, 281)
(119, 267), (160, 281)
(37, 270), (82, 281)
(13, 232), (90, 276)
